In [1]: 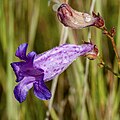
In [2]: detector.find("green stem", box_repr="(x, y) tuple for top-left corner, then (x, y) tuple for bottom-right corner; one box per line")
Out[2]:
(6, 1), (18, 120)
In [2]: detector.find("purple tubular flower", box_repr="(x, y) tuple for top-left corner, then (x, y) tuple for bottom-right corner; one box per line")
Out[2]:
(57, 3), (104, 29)
(11, 42), (97, 103)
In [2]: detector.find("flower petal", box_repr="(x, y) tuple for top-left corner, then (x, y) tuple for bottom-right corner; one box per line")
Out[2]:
(11, 62), (25, 82)
(15, 43), (28, 60)
(14, 76), (34, 103)
(11, 61), (44, 82)
(15, 43), (37, 62)
(33, 75), (51, 100)
(27, 51), (36, 62)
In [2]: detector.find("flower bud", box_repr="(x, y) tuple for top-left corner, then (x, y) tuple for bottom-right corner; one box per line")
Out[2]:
(57, 3), (104, 29)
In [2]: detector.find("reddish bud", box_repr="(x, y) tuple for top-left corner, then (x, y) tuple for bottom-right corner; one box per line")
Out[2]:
(110, 27), (116, 37)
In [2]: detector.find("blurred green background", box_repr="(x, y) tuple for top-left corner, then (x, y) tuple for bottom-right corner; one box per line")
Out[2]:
(0, 0), (120, 120)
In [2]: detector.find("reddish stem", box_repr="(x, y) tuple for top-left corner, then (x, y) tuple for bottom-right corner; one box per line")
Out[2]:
(101, 26), (120, 65)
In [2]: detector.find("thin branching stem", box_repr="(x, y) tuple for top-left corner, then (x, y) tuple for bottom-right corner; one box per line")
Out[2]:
(98, 56), (120, 78)
(101, 26), (120, 65)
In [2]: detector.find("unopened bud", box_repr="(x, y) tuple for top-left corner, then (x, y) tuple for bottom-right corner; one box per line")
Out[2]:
(57, 3), (105, 29)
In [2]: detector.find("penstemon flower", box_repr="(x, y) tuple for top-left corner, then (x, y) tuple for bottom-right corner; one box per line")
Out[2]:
(11, 42), (98, 103)
(57, 3), (104, 29)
